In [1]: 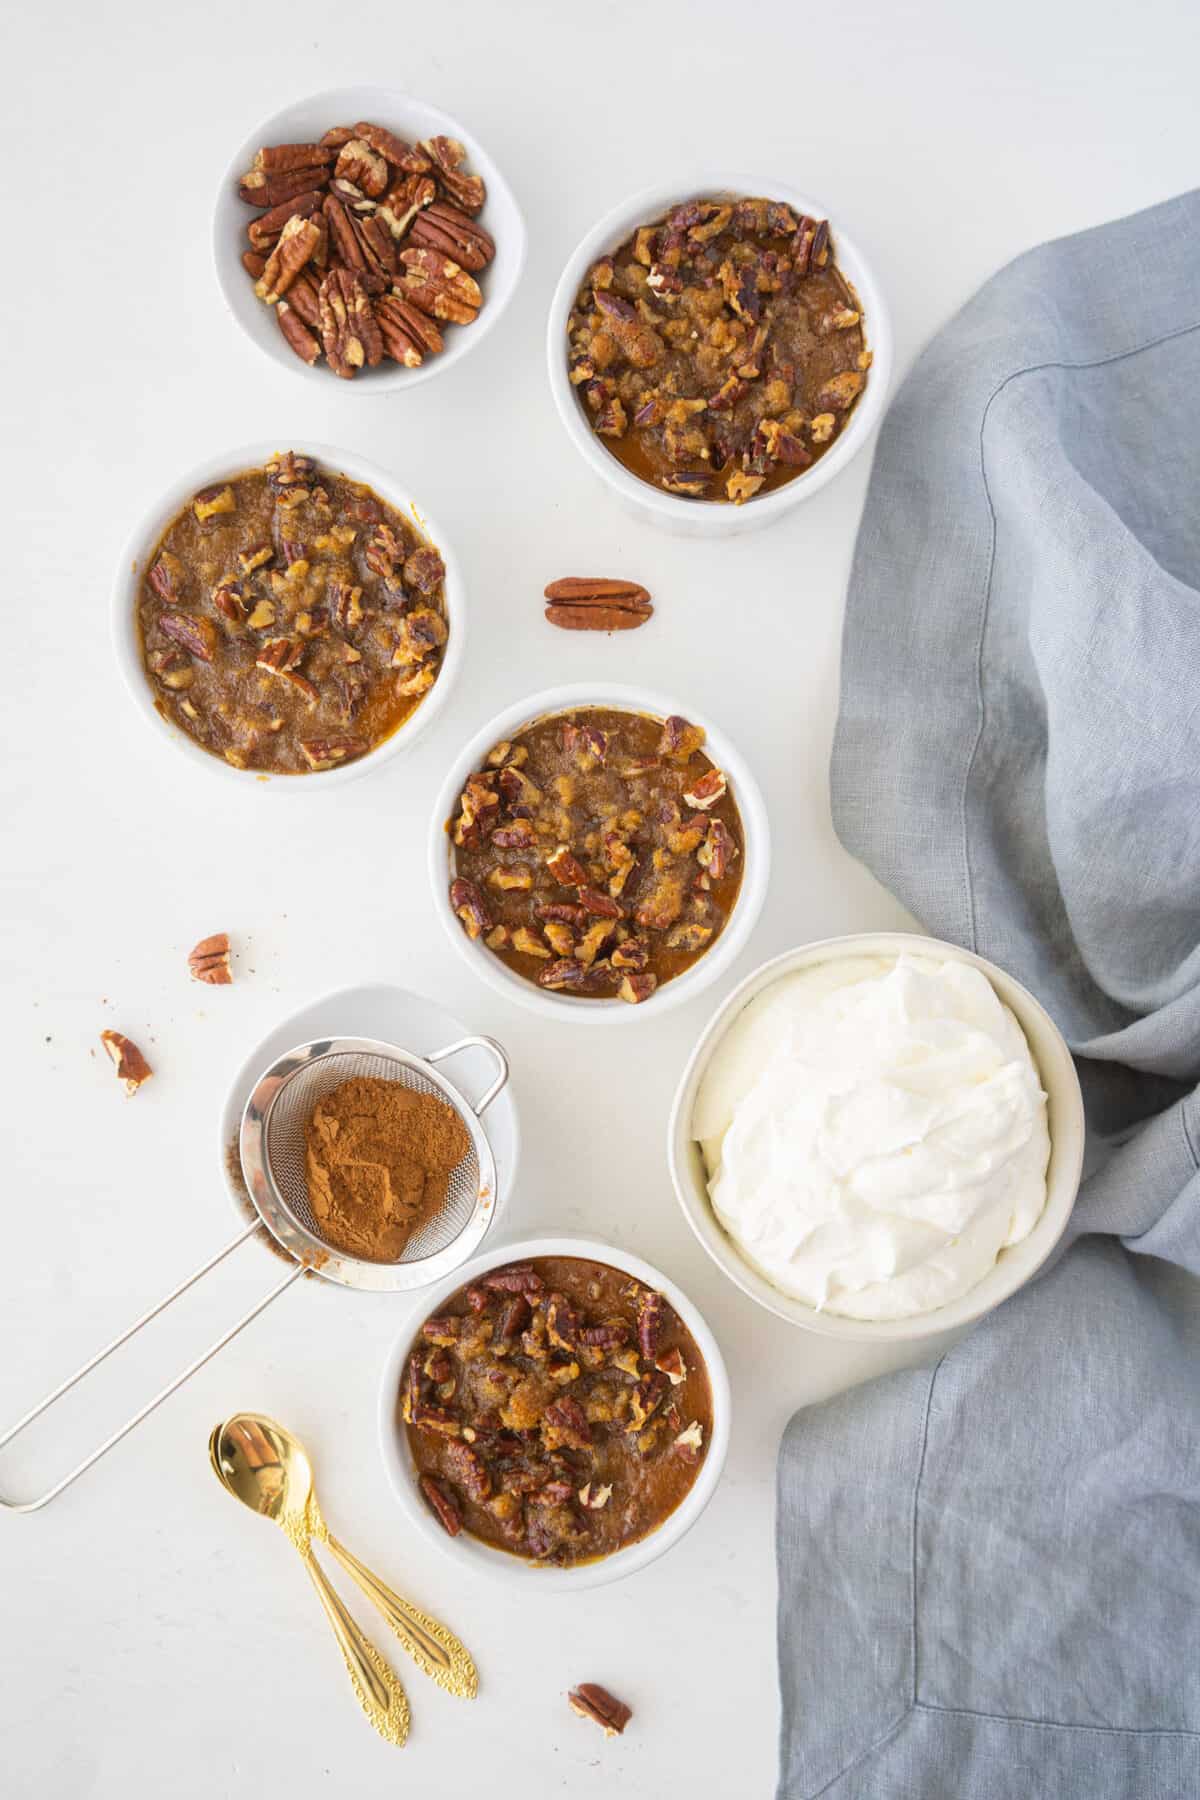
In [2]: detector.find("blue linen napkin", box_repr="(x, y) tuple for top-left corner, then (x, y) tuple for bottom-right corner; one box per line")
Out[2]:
(777, 189), (1200, 1798)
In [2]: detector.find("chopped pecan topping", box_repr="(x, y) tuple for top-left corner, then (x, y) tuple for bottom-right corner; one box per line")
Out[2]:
(451, 708), (743, 1004)
(159, 612), (216, 662)
(567, 197), (865, 501)
(193, 486), (235, 524)
(450, 877), (491, 940)
(419, 1474), (463, 1536)
(682, 766), (727, 811)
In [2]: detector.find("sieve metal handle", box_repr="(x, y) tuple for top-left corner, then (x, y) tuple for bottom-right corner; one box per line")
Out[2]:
(0, 1222), (304, 1514)
(425, 1035), (509, 1117)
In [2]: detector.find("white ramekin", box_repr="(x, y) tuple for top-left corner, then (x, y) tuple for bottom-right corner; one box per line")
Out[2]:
(547, 176), (892, 536)
(214, 85), (526, 391)
(428, 682), (771, 1022)
(113, 439), (466, 790)
(378, 1234), (730, 1591)
(668, 933), (1086, 1342)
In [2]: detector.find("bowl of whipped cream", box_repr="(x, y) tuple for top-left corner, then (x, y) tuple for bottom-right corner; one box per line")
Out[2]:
(667, 934), (1085, 1341)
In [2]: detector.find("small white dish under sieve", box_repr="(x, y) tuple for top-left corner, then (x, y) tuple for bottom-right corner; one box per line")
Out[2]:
(0, 1030), (508, 1513)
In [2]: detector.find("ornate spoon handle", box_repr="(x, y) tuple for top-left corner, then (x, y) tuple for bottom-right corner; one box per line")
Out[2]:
(298, 1546), (411, 1746)
(317, 1523), (479, 1700)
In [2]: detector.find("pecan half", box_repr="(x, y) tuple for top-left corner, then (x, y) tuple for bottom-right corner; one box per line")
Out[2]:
(568, 1684), (632, 1738)
(354, 122), (432, 173)
(276, 300), (321, 366)
(253, 142), (335, 176)
(410, 200), (495, 271)
(420, 136), (486, 213)
(255, 212), (324, 304)
(544, 577), (653, 632)
(419, 1474), (462, 1537)
(188, 932), (232, 986)
(398, 247), (481, 324)
(317, 267), (383, 377)
(334, 137), (389, 197)
(100, 1030), (153, 1096)
(246, 188), (324, 252)
(238, 165), (325, 209)
(374, 291), (441, 366)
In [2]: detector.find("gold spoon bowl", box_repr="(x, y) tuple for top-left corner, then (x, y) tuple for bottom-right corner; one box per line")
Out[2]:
(210, 1412), (477, 1746)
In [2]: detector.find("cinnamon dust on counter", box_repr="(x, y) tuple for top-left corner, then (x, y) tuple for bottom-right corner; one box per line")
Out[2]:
(304, 1077), (470, 1264)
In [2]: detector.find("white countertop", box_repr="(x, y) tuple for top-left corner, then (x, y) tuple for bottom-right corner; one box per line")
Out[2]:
(2, 2), (1195, 1793)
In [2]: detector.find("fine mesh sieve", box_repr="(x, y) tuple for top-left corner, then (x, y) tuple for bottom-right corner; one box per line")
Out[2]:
(0, 1031), (508, 1512)
(239, 1034), (505, 1291)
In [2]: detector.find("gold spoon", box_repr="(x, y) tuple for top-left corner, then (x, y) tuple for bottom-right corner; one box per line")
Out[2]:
(209, 1413), (478, 1744)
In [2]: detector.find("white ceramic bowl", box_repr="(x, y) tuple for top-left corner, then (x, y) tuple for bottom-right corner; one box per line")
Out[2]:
(214, 85), (526, 391)
(113, 439), (466, 789)
(547, 176), (892, 536)
(378, 1234), (730, 1590)
(429, 682), (771, 1021)
(668, 933), (1086, 1342)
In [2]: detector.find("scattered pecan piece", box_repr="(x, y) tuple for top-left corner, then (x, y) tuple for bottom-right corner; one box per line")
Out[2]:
(544, 577), (653, 632)
(188, 932), (232, 986)
(419, 1474), (463, 1537)
(355, 121), (432, 172)
(568, 1684), (632, 1738)
(100, 1030), (153, 1096)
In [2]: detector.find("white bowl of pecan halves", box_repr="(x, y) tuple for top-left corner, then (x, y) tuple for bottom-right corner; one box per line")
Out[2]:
(215, 86), (526, 388)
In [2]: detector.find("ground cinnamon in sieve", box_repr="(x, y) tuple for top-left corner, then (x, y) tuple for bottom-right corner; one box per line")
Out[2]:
(304, 1077), (471, 1264)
